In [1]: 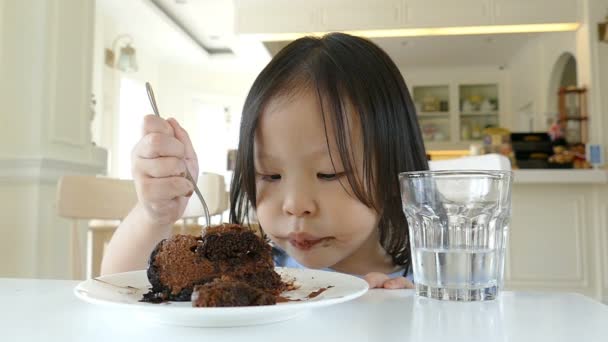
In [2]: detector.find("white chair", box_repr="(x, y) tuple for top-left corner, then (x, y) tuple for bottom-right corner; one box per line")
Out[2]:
(183, 172), (230, 225)
(57, 173), (221, 279)
(56, 176), (137, 280)
(429, 153), (512, 171)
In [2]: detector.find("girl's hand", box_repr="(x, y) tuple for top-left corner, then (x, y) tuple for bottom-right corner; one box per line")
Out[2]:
(364, 272), (415, 289)
(131, 115), (198, 226)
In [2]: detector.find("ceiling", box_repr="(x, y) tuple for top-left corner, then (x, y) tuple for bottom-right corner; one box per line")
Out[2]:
(151, 0), (235, 53)
(97, 0), (207, 66)
(372, 33), (538, 68)
(99, 0), (539, 69)
(265, 32), (537, 68)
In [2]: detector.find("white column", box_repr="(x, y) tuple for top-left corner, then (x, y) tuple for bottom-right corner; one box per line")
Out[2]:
(0, 0), (107, 279)
(577, 0), (608, 304)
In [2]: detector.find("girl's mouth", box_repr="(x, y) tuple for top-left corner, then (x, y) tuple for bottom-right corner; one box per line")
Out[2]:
(287, 232), (334, 251)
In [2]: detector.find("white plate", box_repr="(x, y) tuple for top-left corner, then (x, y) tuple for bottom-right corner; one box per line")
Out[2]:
(74, 267), (368, 327)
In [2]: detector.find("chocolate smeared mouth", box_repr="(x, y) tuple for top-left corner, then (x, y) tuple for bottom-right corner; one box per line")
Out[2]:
(289, 236), (335, 251)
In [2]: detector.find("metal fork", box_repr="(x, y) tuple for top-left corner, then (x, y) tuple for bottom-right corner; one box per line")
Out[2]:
(145, 82), (211, 227)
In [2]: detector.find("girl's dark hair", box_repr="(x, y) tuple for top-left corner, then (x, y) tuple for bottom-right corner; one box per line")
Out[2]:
(229, 32), (428, 268)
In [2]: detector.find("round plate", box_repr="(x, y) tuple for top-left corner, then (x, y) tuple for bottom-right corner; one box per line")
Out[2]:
(74, 267), (368, 327)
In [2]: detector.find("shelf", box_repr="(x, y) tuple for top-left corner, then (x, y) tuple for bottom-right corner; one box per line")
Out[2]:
(459, 84), (499, 113)
(413, 85), (449, 113)
(460, 111), (499, 116)
(561, 116), (588, 121)
(425, 141), (471, 150)
(419, 111), (450, 117)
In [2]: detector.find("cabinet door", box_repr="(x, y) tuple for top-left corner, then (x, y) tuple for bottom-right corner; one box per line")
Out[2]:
(235, 0), (321, 34)
(406, 0), (491, 28)
(493, 0), (578, 25)
(320, 0), (404, 31)
(505, 185), (597, 297)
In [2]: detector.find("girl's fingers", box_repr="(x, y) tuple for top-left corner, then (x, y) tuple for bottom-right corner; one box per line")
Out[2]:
(134, 133), (185, 159)
(142, 114), (174, 136)
(383, 277), (415, 289)
(145, 198), (184, 225)
(138, 176), (193, 201)
(364, 272), (391, 289)
(146, 199), (179, 214)
(167, 118), (197, 162)
(133, 157), (186, 178)
(364, 273), (415, 289)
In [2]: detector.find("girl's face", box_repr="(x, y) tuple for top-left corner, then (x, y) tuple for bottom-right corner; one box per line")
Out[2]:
(254, 89), (383, 273)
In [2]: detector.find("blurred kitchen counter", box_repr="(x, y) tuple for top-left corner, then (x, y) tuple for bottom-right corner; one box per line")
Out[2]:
(513, 168), (608, 183)
(506, 169), (608, 303)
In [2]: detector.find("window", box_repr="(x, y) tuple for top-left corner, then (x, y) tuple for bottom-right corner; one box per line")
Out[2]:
(187, 100), (229, 175)
(116, 77), (151, 179)
(113, 80), (238, 185)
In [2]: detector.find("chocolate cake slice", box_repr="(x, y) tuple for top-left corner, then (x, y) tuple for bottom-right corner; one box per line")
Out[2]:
(144, 224), (285, 304)
(191, 276), (276, 307)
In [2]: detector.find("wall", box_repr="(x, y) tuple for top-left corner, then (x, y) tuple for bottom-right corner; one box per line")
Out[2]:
(93, 1), (263, 179)
(93, 57), (260, 179)
(157, 62), (259, 175)
(91, 1), (162, 177)
(0, 0), (263, 279)
(0, 0), (106, 278)
(582, 0), (608, 304)
(579, 0), (608, 157)
(507, 31), (578, 132)
(156, 62), (258, 125)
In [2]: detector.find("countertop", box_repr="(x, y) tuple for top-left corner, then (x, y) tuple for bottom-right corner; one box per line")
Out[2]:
(2, 277), (607, 342)
(513, 169), (608, 184)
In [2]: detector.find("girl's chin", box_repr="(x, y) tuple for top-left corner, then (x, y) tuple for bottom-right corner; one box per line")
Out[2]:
(287, 250), (340, 269)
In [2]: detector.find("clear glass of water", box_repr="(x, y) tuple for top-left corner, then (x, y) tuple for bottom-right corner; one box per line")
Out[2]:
(399, 170), (512, 301)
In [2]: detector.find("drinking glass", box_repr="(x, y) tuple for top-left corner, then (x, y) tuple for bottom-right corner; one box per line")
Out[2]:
(399, 170), (512, 301)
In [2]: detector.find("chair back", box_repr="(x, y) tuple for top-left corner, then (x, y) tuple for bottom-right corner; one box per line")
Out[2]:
(429, 153), (511, 171)
(57, 176), (137, 220)
(56, 175), (137, 279)
(183, 172), (230, 220)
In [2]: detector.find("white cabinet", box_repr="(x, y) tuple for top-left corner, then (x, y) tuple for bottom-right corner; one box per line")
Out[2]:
(505, 183), (603, 299)
(412, 82), (503, 150)
(492, 173), (608, 302)
(234, 0), (581, 35)
(405, 0), (491, 28)
(413, 85), (452, 146)
(493, 0), (579, 25)
(235, 0), (321, 34)
(235, 0), (580, 34)
(320, 0), (404, 31)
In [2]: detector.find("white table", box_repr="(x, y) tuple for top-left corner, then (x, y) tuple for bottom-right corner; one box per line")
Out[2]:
(2, 278), (607, 342)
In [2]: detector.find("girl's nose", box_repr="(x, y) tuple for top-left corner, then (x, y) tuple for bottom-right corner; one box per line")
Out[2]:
(282, 184), (317, 217)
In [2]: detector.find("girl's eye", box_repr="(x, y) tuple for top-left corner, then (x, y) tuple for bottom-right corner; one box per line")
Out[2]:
(259, 174), (281, 182)
(317, 172), (343, 180)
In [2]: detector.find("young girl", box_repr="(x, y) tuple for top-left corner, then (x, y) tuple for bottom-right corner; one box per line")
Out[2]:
(101, 33), (428, 289)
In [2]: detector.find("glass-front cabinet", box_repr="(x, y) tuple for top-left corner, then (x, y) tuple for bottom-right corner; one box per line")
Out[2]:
(459, 84), (499, 141)
(413, 85), (450, 142)
(412, 82), (502, 150)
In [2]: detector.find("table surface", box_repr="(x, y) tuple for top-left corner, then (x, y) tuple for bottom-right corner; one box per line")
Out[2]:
(2, 278), (607, 342)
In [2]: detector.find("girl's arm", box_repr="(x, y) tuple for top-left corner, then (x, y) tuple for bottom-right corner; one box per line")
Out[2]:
(100, 115), (198, 275)
(100, 203), (171, 274)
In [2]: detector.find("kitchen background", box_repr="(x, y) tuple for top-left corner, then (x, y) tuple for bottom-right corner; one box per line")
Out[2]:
(1, 0), (608, 303)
